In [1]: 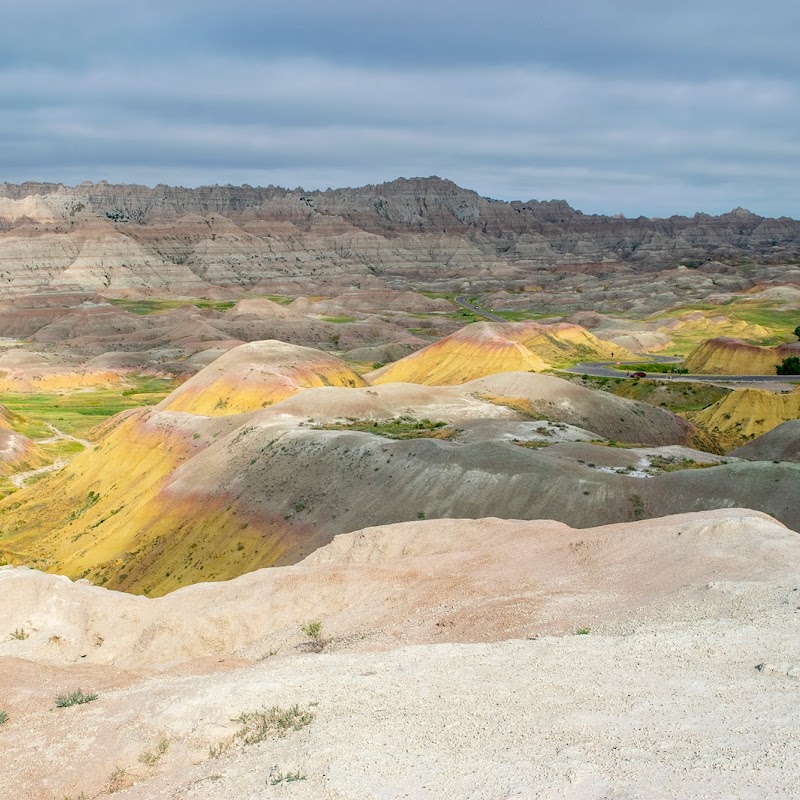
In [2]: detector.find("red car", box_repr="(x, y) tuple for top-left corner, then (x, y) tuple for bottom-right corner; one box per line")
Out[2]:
(631, 371), (647, 378)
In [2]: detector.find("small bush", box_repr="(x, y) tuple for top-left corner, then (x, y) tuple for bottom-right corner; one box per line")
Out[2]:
(300, 620), (328, 652)
(107, 766), (131, 793)
(139, 737), (169, 767)
(0, 710), (8, 724)
(210, 705), (315, 758)
(9, 628), (28, 640)
(270, 768), (307, 785)
(55, 689), (98, 708)
(575, 627), (591, 635)
(236, 705), (314, 745)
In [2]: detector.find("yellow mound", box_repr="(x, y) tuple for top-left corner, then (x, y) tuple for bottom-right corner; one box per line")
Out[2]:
(692, 387), (800, 448)
(369, 321), (632, 386)
(684, 337), (800, 375)
(661, 312), (771, 340)
(0, 409), (284, 595)
(159, 340), (365, 416)
(0, 369), (123, 393)
(0, 405), (47, 477)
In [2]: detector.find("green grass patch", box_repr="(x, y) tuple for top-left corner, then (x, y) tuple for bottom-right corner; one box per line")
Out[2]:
(320, 315), (356, 324)
(108, 298), (235, 315)
(612, 362), (688, 374)
(564, 373), (730, 414)
(444, 310), (481, 322)
(314, 416), (453, 440)
(646, 302), (800, 354)
(0, 376), (178, 440)
(647, 456), (722, 473)
(489, 310), (559, 322)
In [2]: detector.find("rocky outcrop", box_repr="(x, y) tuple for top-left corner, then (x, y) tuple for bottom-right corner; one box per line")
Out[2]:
(1, 178), (799, 296)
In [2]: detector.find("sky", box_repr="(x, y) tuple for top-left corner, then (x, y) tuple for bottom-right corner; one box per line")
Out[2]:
(1, 0), (798, 217)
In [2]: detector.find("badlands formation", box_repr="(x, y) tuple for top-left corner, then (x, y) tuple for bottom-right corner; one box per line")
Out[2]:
(0, 179), (798, 798)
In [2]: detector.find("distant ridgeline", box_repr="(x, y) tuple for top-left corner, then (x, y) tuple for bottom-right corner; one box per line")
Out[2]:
(0, 177), (799, 296)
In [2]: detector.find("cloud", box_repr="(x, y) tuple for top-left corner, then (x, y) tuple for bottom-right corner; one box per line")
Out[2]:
(0, 2), (797, 217)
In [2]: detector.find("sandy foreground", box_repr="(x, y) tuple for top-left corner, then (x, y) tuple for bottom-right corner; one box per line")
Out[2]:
(2, 510), (799, 799)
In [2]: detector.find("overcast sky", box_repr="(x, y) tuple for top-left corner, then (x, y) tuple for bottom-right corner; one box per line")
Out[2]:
(1, 0), (798, 217)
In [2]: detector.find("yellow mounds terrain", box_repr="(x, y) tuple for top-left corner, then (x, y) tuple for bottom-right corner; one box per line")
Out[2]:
(369, 321), (632, 386)
(693, 387), (800, 448)
(0, 408), (271, 595)
(158, 339), (365, 415)
(683, 337), (800, 375)
(0, 406), (45, 477)
(655, 311), (771, 341)
(0, 368), (123, 393)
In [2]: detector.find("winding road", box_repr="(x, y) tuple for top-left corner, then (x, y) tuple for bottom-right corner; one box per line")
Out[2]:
(454, 295), (509, 323)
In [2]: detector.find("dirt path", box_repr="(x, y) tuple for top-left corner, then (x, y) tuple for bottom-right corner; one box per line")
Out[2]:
(9, 423), (93, 488)
(43, 422), (93, 449)
(9, 457), (71, 488)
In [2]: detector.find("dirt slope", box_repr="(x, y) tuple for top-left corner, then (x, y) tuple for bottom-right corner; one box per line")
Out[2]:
(693, 387), (800, 448)
(1, 510), (799, 798)
(1, 373), (796, 594)
(730, 420), (800, 462)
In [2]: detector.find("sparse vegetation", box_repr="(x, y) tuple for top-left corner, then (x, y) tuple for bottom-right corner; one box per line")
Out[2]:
(647, 456), (720, 473)
(0, 710), (8, 725)
(236, 705), (314, 744)
(54, 689), (98, 708)
(209, 704), (315, 759)
(9, 628), (28, 640)
(107, 766), (131, 793)
(320, 315), (356, 323)
(107, 298), (235, 315)
(630, 493), (646, 521)
(575, 627), (591, 635)
(566, 373), (730, 414)
(270, 768), (307, 785)
(315, 416), (452, 440)
(138, 737), (169, 767)
(300, 620), (328, 652)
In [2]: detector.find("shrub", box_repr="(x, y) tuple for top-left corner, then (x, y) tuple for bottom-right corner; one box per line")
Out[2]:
(776, 356), (800, 375)
(139, 738), (169, 766)
(0, 710), (8, 724)
(9, 628), (28, 640)
(209, 704), (315, 760)
(300, 620), (328, 652)
(235, 705), (314, 745)
(55, 689), (98, 708)
(270, 769), (307, 785)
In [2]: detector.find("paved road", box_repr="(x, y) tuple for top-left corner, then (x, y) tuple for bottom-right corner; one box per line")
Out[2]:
(453, 295), (509, 323)
(454, 297), (794, 385)
(561, 361), (793, 384)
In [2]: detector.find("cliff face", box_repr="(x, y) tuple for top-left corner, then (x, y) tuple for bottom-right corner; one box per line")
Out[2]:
(0, 177), (798, 296)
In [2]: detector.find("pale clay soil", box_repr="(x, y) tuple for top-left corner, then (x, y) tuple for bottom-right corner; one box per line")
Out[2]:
(1, 509), (799, 799)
